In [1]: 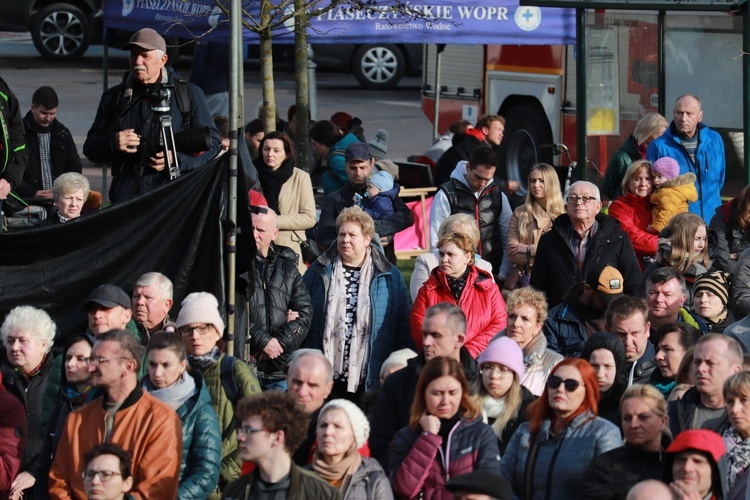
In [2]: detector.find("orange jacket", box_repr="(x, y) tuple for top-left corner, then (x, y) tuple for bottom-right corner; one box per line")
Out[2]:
(49, 388), (182, 499)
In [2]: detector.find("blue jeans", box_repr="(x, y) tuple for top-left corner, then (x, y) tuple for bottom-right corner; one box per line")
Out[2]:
(259, 377), (287, 392)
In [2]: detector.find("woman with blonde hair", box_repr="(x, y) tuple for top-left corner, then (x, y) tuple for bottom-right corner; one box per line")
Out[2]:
(505, 163), (565, 292)
(603, 112), (668, 200)
(580, 384), (670, 499)
(608, 160), (659, 269)
(390, 356), (501, 499)
(472, 337), (536, 453)
(409, 213), (493, 300)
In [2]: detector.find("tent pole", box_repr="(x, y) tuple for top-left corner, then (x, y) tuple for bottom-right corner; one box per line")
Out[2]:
(226, 0), (242, 357)
(432, 44), (446, 142)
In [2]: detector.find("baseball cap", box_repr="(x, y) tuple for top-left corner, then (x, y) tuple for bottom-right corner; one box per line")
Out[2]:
(345, 142), (373, 162)
(585, 263), (624, 307)
(123, 28), (167, 53)
(82, 284), (131, 311)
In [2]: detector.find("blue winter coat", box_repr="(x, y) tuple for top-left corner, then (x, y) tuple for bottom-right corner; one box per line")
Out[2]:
(322, 133), (360, 195)
(646, 122), (725, 221)
(543, 301), (589, 358)
(501, 411), (621, 500)
(175, 371), (222, 500)
(361, 183), (399, 220)
(302, 243), (414, 391)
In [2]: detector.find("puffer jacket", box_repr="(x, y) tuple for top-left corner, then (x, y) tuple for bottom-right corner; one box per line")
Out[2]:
(302, 243), (414, 391)
(411, 265), (506, 358)
(0, 372), (25, 499)
(650, 172), (698, 232)
(309, 457), (393, 500)
(389, 417), (501, 500)
(647, 122), (725, 221)
(0, 76), (27, 192)
(501, 411), (622, 499)
(530, 213), (642, 308)
(709, 199), (750, 275)
(602, 135), (641, 200)
(249, 243), (312, 380)
(0, 354), (54, 473)
(222, 463), (342, 500)
(198, 355), (261, 486)
(361, 184), (400, 220)
(322, 132), (360, 194)
(173, 371), (222, 500)
(608, 190), (658, 268)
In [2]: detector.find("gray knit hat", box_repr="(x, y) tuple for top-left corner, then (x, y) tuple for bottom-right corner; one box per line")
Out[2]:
(368, 129), (389, 160)
(319, 399), (370, 448)
(176, 292), (225, 333)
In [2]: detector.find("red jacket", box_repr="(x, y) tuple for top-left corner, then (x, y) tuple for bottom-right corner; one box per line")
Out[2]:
(411, 265), (506, 358)
(608, 191), (658, 269)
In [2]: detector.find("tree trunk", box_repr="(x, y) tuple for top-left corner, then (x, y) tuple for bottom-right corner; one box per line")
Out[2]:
(294, 0), (311, 173)
(259, 0), (275, 136)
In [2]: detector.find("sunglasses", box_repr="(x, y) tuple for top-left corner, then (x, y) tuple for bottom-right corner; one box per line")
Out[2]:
(547, 375), (583, 392)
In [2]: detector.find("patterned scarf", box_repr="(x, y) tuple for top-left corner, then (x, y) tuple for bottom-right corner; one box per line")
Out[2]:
(724, 426), (750, 490)
(188, 346), (221, 370)
(446, 267), (470, 302)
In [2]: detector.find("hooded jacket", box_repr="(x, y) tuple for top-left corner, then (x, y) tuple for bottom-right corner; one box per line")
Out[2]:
(411, 265), (507, 358)
(389, 417), (501, 500)
(647, 121), (725, 221)
(360, 183), (400, 220)
(369, 349), (478, 468)
(302, 242), (414, 391)
(0, 77), (27, 193)
(709, 199), (750, 275)
(607, 190), (658, 268)
(650, 172), (699, 232)
(663, 429), (728, 500)
(581, 332), (629, 430)
(530, 213), (642, 308)
(432, 130), (483, 186)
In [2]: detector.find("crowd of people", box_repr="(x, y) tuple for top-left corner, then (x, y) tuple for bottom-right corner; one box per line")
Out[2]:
(2, 23), (750, 500)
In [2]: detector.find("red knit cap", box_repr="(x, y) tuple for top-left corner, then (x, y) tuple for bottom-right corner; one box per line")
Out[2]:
(667, 429), (726, 462)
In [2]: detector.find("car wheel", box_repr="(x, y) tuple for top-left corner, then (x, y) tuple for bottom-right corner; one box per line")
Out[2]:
(31, 3), (92, 60)
(501, 102), (553, 197)
(353, 44), (405, 89)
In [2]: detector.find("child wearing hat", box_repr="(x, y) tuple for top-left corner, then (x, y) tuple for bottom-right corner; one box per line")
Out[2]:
(650, 156), (698, 233)
(353, 170), (400, 220)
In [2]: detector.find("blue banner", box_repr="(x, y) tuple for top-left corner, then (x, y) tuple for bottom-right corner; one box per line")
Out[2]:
(105, 0), (575, 45)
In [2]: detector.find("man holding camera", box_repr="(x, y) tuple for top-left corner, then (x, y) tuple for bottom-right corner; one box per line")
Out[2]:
(83, 28), (221, 203)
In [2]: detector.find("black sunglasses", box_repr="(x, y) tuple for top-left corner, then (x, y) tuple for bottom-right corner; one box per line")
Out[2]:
(547, 375), (583, 392)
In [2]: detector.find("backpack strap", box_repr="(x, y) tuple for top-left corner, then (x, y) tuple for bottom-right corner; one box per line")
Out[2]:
(220, 355), (241, 442)
(173, 79), (192, 129)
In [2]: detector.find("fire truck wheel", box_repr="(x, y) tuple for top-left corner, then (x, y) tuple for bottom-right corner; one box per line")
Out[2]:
(501, 102), (553, 196)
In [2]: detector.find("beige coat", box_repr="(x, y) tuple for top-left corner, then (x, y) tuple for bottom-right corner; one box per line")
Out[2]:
(275, 167), (317, 273)
(507, 202), (556, 268)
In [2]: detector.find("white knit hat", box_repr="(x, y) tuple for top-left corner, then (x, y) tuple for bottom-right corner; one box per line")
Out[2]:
(319, 399), (370, 448)
(176, 292), (225, 333)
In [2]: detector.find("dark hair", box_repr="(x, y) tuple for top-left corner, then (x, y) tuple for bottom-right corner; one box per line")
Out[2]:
(83, 443), (133, 479)
(647, 266), (688, 296)
(309, 120), (342, 147)
(409, 357), (479, 430)
(96, 329), (146, 373)
(146, 331), (186, 360)
(654, 323), (701, 351)
(64, 333), (94, 353)
(259, 130), (295, 158)
(605, 296), (649, 331)
(448, 120), (472, 135)
(32, 86), (59, 109)
(213, 115), (230, 140)
(468, 146), (498, 169)
(732, 185), (750, 231)
(245, 118), (264, 136)
(236, 392), (309, 455)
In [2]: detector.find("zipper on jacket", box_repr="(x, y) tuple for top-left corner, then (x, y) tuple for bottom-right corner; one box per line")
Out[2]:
(438, 419), (462, 482)
(544, 432), (565, 499)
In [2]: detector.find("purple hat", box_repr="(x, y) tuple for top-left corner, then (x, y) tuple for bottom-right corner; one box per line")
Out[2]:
(477, 337), (525, 380)
(652, 157), (680, 180)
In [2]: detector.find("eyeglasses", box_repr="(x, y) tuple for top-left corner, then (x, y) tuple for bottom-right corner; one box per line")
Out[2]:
(237, 426), (268, 436)
(480, 364), (514, 377)
(547, 375), (584, 392)
(88, 357), (130, 366)
(179, 324), (213, 336)
(82, 470), (122, 482)
(566, 195), (598, 205)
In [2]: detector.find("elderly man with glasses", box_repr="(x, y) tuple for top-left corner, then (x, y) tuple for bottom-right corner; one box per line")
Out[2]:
(49, 329), (183, 499)
(530, 180), (642, 308)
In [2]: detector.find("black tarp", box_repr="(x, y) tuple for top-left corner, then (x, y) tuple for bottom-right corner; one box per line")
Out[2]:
(0, 156), (254, 346)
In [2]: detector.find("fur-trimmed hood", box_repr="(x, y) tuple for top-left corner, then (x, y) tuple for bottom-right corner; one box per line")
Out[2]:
(659, 171), (697, 188)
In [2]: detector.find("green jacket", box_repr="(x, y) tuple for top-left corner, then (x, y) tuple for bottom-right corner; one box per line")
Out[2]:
(222, 463), (342, 500)
(199, 354), (261, 486)
(602, 135), (641, 200)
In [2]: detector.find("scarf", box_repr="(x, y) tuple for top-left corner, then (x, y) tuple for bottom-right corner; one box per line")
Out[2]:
(322, 253), (374, 393)
(724, 426), (750, 490)
(255, 155), (295, 213)
(143, 370), (197, 410)
(64, 384), (103, 409)
(18, 353), (48, 381)
(312, 441), (362, 496)
(446, 267), (470, 303)
(188, 346), (221, 371)
(482, 396), (506, 421)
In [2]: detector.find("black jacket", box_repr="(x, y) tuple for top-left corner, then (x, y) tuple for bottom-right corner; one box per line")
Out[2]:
(433, 133), (482, 186)
(249, 244), (312, 379)
(83, 68), (221, 203)
(581, 332), (628, 431)
(0, 77), (27, 191)
(368, 349), (478, 468)
(579, 442), (669, 499)
(530, 213), (643, 308)
(316, 182), (413, 251)
(496, 386), (537, 455)
(18, 112), (82, 198)
(667, 386), (729, 437)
